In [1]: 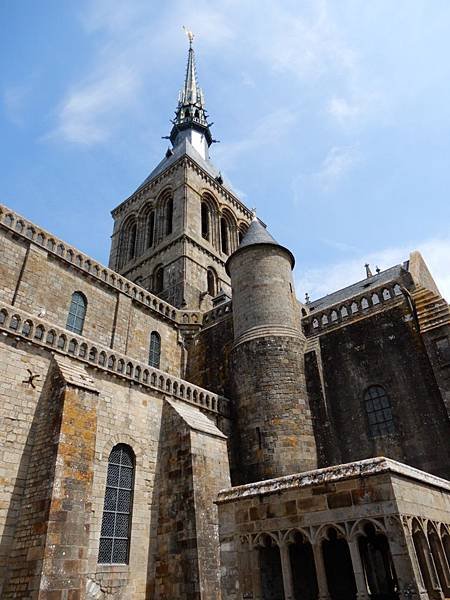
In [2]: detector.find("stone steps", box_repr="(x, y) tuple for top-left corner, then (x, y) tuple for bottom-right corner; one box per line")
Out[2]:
(411, 285), (450, 332)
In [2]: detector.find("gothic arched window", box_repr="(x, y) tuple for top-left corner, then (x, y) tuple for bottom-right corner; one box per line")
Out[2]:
(165, 197), (173, 236)
(201, 202), (210, 240)
(66, 291), (87, 335)
(153, 266), (164, 294)
(207, 268), (217, 296)
(147, 211), (155, 248)
(149, 331), (161, 368)
(98, 444), (135, 565)
(364, 385), (395, 437)
(220, 218), (229, 254)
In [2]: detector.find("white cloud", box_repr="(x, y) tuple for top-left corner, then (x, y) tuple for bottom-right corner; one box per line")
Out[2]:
(52, 65), (140, 144)
(49, 0), (374, 146)
(214, 107), (298, 170)
(296, 238), (450, 302)
(313, 145), (361, 189)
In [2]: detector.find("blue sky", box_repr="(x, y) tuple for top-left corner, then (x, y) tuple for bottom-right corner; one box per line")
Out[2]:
(1, 0), (450, 300)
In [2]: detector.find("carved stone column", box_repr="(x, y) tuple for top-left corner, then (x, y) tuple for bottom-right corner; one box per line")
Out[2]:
(348, 539), (370, 600)
(280, 544), (295, 600)
(312, 542), (331, 600)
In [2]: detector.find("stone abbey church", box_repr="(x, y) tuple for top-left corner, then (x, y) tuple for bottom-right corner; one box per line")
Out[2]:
(1, 37), (450, 600)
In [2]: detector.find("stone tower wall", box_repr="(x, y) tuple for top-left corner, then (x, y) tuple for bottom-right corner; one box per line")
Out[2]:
(229, 245), (300, 342)
(228, 241), (317, 484)
(110, 157), (252, 308)
(231, 335), (317, 484)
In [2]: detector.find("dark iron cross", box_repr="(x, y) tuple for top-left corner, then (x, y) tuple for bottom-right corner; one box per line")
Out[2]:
(22, 369), (40, 389)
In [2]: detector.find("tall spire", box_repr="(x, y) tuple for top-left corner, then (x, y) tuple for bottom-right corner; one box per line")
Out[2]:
(169, 29), (213, 158)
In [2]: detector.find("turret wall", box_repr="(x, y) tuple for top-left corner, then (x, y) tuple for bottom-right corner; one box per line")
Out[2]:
(229, 245), (300, 342)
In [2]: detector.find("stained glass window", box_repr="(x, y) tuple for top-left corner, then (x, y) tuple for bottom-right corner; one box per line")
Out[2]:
(66, 292), (87, 335)
(98, 444), (135, 564)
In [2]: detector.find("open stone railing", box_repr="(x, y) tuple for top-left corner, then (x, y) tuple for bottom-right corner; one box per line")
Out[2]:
(202, 300), (233, 326)
(303, 282), (406, 336)
(0, 302), (230, 417)
(0, 204), (202, 327)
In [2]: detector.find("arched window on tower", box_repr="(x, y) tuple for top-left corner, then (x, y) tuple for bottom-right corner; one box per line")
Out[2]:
(66, 291), (87, 335)
(220, 217), (229, 254)
(153, 266), (164, 294)
(364, 385), (395, 437)
(165, 197), (173, 236)
(238, 226), (247, 245)
(147, 211), (155, 248)
(128, 222), (137, 261)
(98, 444), (135, 565)
(149, 331), (161, 368)
(207, 267), (217, 296)
(201, 202), (210, 240)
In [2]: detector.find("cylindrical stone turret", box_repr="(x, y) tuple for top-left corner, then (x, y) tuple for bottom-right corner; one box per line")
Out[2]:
(226, 218), (317, 484)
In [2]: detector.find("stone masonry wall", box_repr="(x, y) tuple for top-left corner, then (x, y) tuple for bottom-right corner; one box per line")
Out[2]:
(186, 315), (234, 397)
(0, 338), (51, 595)
(307, 304), (450, 478)
(2, 356), (64, 597)
(231, 336), (317, 485)
(152, 399), (230, 600)
(0, 225), (182, 374)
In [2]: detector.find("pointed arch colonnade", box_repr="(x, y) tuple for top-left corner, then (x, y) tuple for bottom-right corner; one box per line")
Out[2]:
(237, 517), (450, 600)
(217, 458), (450, 600)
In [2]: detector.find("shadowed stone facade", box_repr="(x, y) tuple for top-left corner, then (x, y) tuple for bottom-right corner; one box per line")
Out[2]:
(0, 40), (449, 599)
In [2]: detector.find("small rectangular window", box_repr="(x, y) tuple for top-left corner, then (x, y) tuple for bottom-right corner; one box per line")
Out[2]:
(435, 337), (450, 365)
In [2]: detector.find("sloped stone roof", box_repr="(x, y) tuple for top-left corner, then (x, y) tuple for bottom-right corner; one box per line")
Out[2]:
(309, 264), (411, 312)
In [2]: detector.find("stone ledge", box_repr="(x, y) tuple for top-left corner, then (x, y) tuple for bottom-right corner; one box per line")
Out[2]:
(216, 457), (450, 504)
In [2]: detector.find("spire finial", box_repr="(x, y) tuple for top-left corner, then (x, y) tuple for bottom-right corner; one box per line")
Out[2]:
(168, 30), (213, 157)
(251, 208), (257, 221)
(182, 26), (195, 46)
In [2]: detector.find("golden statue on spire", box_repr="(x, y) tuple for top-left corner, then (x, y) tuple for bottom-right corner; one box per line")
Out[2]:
(182, 26), (194, 45)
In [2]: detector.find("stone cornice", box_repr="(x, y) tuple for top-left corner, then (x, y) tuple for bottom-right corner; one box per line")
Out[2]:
(216, 457), (450, 504)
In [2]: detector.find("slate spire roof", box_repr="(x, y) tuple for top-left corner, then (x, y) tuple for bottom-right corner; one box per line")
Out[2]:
(238, 217), (280, 250)
(169, 34), (213, 147)
(226, 218), (295, 273)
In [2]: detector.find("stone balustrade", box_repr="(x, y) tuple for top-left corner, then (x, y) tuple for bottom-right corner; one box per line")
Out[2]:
(0, 301), (230, 417)
(202, 300), (232, 326)
(304, 282), (405, 335)
(0, 204), (202, 327)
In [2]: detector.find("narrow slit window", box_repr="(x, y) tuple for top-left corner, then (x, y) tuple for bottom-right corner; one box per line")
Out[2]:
(201, 202), (210, 240)
(147, 211), (155, 248)
(220, 218), (229, 254)
(165, 198), (173, 236)
(149, 331), (161, 368)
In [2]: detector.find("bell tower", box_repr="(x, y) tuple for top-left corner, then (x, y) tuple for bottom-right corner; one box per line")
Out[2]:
(108, 32), (252, 309)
